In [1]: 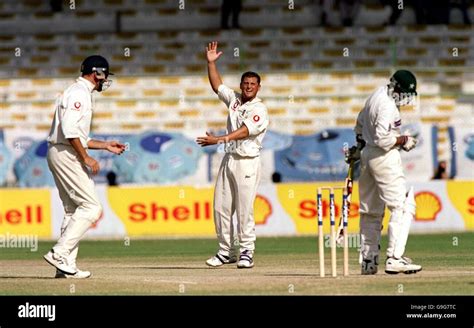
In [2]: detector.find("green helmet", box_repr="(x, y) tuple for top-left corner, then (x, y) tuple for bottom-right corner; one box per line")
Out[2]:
(391, 70), (417, 95)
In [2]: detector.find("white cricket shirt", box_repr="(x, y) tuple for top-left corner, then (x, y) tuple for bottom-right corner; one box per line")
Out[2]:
(217, 84), (269, 157)
(47, 77), (95, 148)
(355, 86), (402, 152)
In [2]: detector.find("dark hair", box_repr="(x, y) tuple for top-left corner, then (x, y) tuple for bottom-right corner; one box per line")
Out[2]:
(241, 71), (261, 84)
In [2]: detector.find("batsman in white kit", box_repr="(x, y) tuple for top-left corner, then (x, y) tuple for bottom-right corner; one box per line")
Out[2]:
(44, 55), (125, 278)
(347, 70), (422, 275)
(197, 42), (269, 268)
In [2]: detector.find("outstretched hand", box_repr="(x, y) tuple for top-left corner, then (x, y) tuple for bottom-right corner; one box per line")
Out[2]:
(196, 131), (219, 147)
(206, 41), (223, 63)
(106, 141), (126, 155)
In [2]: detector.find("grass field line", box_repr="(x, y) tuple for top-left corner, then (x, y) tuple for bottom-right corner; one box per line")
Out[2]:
(0, 233), (472, 295)
(145, 279), (198, 284)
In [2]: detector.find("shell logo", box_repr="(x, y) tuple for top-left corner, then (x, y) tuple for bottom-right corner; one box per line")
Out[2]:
(254, 194), (272, 225)
(414, 191), (442, 221)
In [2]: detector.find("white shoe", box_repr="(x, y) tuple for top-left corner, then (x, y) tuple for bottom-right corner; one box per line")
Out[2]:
(43, 251), (77, 275)
(237, 250), (254, 269)
(206, 253), (237, 267)
(385, 257), (422, 274)
(361, 255), (379, 275)
(55, 269), (91, 279)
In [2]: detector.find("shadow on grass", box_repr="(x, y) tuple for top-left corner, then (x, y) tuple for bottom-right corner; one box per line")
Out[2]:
(0, 276), (55, 280)
(264, 273), (322, 277)
(128, 266), (213, 270)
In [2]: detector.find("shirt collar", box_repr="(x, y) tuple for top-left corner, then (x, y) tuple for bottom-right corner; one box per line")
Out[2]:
(240, 96), (261, 106)
(77, 77), (96, 93)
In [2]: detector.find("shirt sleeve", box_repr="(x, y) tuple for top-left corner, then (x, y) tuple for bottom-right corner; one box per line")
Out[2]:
(217, 84), (237, 107)
(372, 104), (397, 152)
(60, 90), (87, 139)
(354, 110), (363, 135)
(244, 105), (269, 137)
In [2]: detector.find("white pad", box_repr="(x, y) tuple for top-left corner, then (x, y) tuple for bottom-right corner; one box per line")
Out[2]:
(359, 214), (383, 263)
(387, 187), (416, 258)
(403, 186), (416, 215)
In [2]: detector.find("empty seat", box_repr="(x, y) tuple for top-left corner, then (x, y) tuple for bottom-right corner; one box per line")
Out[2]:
(308, 107), (330, 114)
(178, 109), (201, 118)
(266, 107), (286, 116)
(17, 68), (39, 77)
(142, 89), (164, 97)
(143, 65), (165, 73)
(115, 100), (137, 108)
(94, 112), (114, 120)
(135, 111), (156, 119)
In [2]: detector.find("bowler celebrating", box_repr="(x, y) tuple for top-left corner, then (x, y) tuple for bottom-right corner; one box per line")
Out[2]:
(197, 42), (269, 269)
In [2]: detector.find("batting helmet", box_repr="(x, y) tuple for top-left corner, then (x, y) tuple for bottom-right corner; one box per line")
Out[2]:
(390, 70), (417, 95)
(80, 55), (114, 78)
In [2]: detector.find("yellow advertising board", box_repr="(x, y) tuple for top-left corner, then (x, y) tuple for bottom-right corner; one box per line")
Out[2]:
(0, 188), (51, 237)
(446, 181), (474, 230)
(275, 181), (474, 235)
(103, 181), (473, 236)
(1, 180), (471, 239)
(107, 186), (215, 236)
(275, 182), (370, 235)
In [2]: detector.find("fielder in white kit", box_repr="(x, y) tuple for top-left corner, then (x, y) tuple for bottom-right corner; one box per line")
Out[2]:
(197, 42), (269, 269)
(347, 70), (422, 275)
(44, 55), (125, 278)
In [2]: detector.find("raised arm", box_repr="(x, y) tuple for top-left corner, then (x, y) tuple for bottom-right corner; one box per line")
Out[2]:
(206, 41), (223, 94)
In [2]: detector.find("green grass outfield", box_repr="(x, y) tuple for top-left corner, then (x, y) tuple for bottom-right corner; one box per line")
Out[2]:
(0, 233), (472, 295)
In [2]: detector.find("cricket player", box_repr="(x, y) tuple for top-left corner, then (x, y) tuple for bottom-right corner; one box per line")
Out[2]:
(44, 55), (125, 278)
(197, 42), (269, 269)
(347, 70), (422, 275)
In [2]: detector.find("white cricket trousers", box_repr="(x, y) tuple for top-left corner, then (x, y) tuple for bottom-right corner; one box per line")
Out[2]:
(47, 144), (102, 267)
(359, 146), (407, 260)
(213, 153), (261, 256)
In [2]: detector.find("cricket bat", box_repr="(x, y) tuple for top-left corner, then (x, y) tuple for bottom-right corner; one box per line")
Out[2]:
(336, 159), (354, 246)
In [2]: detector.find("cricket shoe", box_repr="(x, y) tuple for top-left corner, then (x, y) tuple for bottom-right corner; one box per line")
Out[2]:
(237, 250), (254, 269)
(361, 255), (379, 275)
(55, 269), (91, 279)
(43, 250), (77, 275)
(206, 253), (237, 267)
(385, 257), (422, 274)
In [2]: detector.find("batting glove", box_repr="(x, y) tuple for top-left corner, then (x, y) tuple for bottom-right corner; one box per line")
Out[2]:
(345, 145), (361, 163)
(402, 136), (417, 152)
